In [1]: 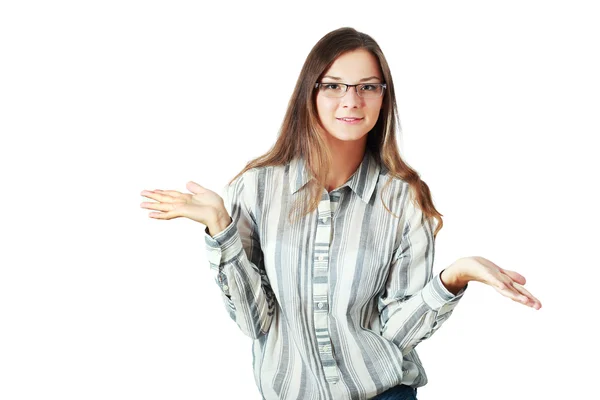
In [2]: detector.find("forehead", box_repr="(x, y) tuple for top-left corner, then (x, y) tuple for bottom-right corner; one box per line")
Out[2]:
(323, 49), (382, 80)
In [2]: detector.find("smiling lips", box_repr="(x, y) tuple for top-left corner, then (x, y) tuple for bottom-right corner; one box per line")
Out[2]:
(337, 117), (363, 124)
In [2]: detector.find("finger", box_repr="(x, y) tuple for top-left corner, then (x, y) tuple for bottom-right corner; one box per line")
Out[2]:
(141, 190), (162, 200)
(511, 282), (542, 309)
(475, 258), (527, 285)
(490, 273), (516, 292)
(494, 276), (529, 303)
(148, 210), (179, 220)
(140, 191), (175, 203)
(500, 268), (527, 285)
(494, 284), (531, 306)
(141, 202), (175, 212)
(154, 189), (185, 198)
(511, 281), (536, 301)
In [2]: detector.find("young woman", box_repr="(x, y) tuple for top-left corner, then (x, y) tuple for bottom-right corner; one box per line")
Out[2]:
(140, 27), (541, 400)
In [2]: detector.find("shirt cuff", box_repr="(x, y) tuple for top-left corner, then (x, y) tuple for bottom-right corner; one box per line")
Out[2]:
(421, 272), (468, 311)
(204, 223), (238, 297)
(204, 219), (243, 266)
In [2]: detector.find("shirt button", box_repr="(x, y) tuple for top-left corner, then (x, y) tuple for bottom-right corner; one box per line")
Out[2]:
(318, 255), (324, 261)
(222, 285), (229, 291)
(317, 302), (324, 309)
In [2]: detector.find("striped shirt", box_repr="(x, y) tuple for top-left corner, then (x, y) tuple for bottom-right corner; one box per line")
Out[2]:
(203, 151), (467, 400)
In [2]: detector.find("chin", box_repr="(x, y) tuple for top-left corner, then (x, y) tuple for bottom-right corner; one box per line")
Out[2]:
(327, 131), (369, 142)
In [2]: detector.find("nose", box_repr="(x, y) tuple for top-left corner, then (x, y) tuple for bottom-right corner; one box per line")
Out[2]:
(340, 86), (362, 108)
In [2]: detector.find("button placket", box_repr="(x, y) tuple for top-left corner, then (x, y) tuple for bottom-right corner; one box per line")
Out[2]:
(312, 193), (338, 383)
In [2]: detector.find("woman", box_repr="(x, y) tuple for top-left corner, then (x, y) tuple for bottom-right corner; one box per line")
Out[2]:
(140, 27), (541, 400)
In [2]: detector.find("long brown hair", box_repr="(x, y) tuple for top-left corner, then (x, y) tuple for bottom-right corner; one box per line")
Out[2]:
(229, 27), (444, 238)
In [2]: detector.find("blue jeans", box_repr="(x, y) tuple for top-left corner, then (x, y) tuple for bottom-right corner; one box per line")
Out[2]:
(370, 384), (418, 400)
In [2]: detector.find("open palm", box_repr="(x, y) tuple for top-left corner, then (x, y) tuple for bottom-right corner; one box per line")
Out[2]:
(140, 181), (226, 225)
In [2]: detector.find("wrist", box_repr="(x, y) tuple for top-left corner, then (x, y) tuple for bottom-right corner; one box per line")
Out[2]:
(208, 209), (232, 237)
(440, 263), (468, 295)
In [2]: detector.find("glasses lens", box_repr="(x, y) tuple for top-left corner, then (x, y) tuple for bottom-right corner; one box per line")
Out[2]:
(358, 84), (384, 98)
(319, 83), (346, 98)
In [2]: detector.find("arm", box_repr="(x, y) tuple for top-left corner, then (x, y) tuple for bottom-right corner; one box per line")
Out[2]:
(203, 173), (276, 339)
(378, 191), (467, 355)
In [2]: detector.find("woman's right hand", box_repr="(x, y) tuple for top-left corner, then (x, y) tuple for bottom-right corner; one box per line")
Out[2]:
(140, 181), (230, 229)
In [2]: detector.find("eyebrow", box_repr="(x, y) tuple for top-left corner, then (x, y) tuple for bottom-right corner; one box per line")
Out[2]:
(322, 75), (382, 82)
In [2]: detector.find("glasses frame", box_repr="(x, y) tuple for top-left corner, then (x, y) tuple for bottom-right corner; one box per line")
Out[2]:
(314, 82), (387, 98)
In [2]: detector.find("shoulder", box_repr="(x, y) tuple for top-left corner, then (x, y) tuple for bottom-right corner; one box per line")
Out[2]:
(374, 169), (425, 227)
(228, 163), (286, 185)
(224, 163), (289, 201)
(236, 163), (288, 188)
(377, 169), (412, 201)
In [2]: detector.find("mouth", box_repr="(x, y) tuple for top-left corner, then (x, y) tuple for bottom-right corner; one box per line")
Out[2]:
(336, 117), (363, 124)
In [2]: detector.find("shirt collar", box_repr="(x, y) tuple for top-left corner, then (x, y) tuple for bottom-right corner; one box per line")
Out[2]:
(289, 151), (381, 204)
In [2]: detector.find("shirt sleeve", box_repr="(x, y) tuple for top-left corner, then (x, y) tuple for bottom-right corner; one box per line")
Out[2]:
(378, 189), (467, 355)
(203, 172), (276, 339)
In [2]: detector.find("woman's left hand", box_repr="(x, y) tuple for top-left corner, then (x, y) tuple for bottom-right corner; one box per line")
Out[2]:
(442, 256), (542, 310)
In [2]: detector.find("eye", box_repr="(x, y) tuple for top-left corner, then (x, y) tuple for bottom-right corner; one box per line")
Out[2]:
(323, 83), (341, 90)
(360, 84), (378, 91)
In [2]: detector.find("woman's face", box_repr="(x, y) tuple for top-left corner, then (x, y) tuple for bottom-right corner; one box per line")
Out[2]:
(316, 49), (384, 144)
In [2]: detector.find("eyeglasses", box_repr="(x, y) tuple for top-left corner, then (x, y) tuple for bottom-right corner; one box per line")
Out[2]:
(314, 82), (387, 98)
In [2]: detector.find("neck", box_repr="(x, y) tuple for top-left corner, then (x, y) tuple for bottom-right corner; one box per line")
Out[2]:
(324, 136), (367, 192)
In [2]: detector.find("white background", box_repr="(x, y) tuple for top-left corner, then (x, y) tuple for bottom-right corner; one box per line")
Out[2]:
(1, 1), (598, 399)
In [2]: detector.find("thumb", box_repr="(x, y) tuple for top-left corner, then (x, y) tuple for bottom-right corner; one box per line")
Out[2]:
(186, 181), (205, 194)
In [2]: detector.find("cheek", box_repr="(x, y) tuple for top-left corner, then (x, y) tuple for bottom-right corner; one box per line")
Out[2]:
(316, 97), (337, 119)
(368, 103), (383, 122)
